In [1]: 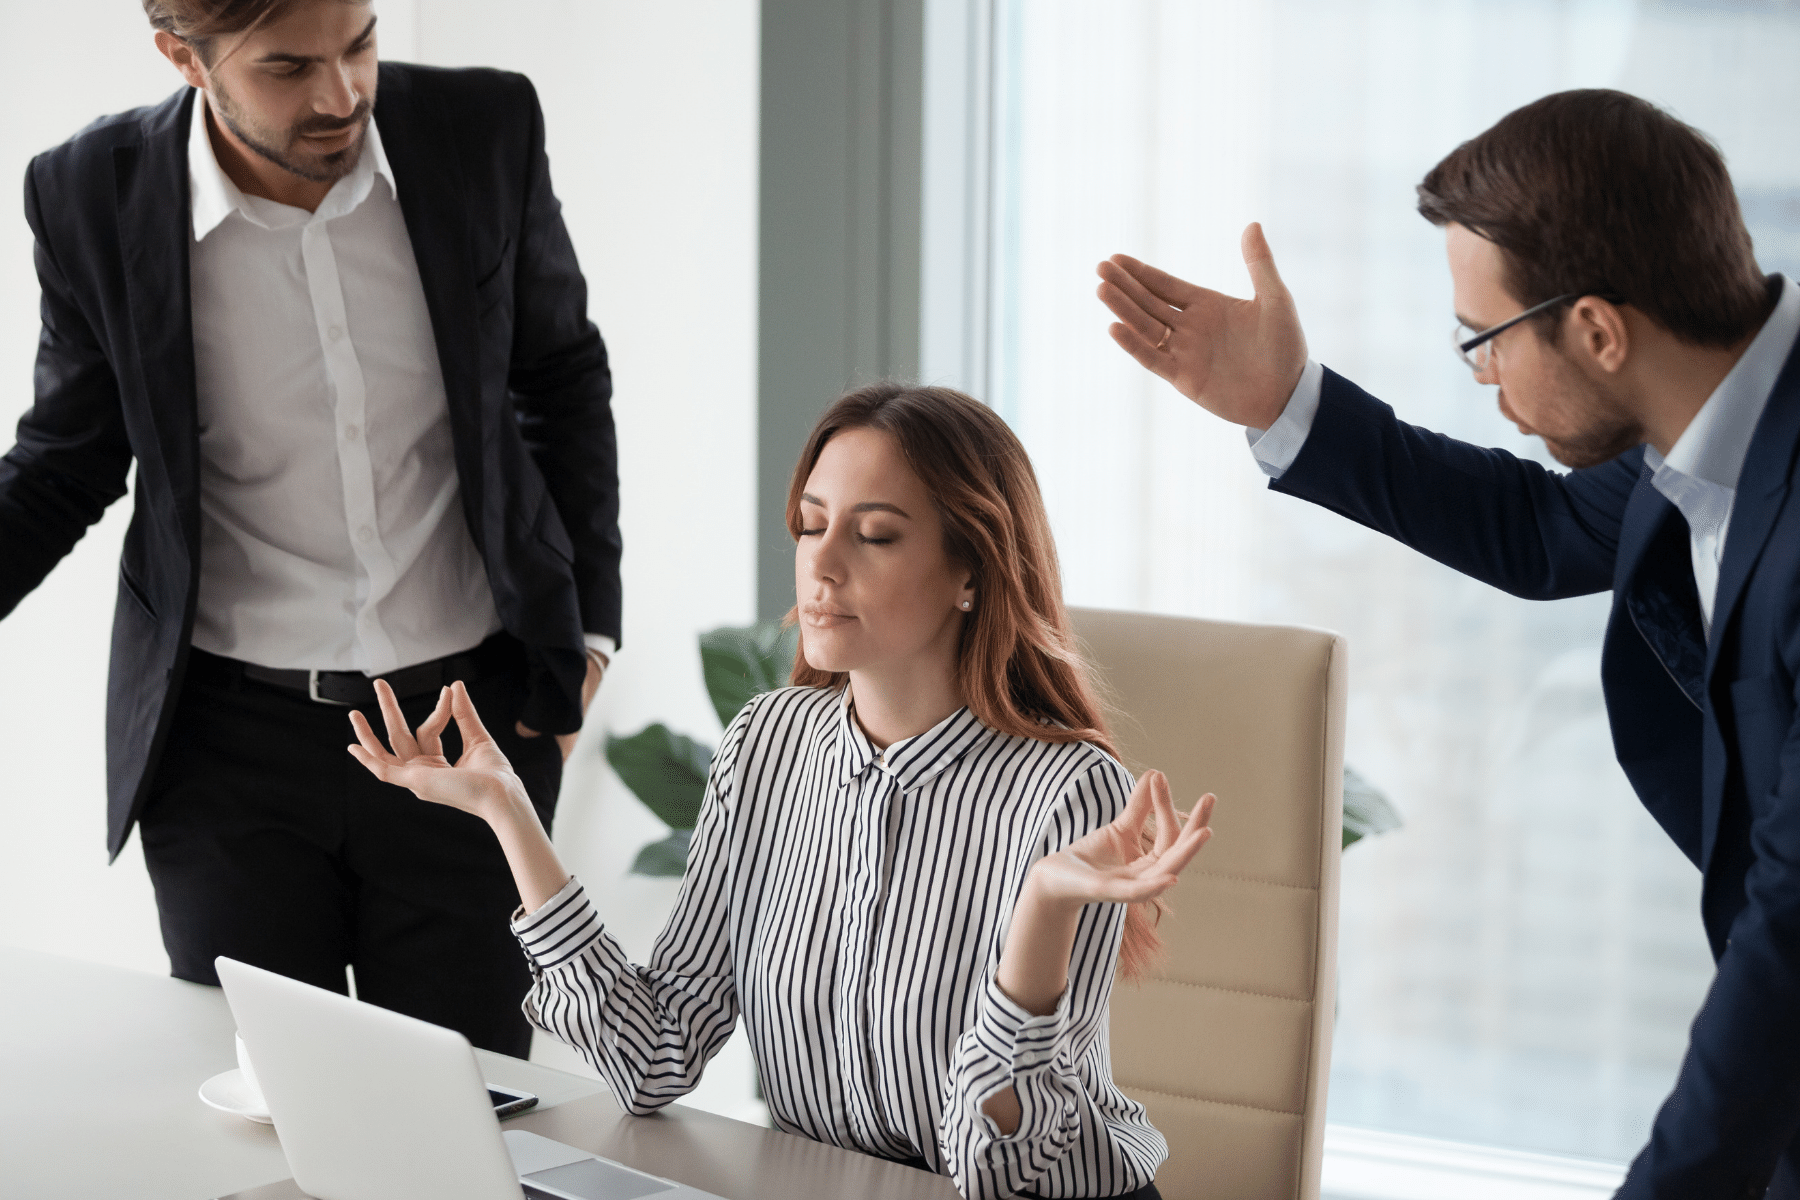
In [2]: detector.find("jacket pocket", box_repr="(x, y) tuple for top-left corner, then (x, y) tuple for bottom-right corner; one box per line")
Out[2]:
(119, 565), (156, 621)
(475, 237), (514, 315)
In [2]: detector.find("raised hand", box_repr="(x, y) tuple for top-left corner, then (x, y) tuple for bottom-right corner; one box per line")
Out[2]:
(1030, 769), (1215, 908)
(347, 679), (524, 821)
(983, 769), (1216, 1134)
(1095, 222), (1308, 430)
(349, 679), (571, 913)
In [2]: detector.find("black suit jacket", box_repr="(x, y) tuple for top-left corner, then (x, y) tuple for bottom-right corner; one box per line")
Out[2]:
(1277, 346), (1800, 1198)
(0, 64), (622, 860)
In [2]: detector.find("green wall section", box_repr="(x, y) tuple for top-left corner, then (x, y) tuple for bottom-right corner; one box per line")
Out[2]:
(757, 0), (926, 620)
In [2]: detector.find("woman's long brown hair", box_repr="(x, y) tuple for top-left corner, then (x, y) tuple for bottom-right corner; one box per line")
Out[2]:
(784, 382), (1164, 980)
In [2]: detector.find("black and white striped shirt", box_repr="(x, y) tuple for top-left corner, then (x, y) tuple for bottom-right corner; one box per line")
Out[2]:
(513, 685), (1166, 1200)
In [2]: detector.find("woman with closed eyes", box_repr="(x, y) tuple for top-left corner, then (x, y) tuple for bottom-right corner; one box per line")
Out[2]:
(348, 382), (1214, 1200)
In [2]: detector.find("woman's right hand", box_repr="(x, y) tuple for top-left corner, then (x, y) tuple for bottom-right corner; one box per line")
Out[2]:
(347, 678), (526, 822)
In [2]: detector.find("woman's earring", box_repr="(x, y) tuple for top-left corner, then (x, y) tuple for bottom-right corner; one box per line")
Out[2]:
(960, 600), (972, 611)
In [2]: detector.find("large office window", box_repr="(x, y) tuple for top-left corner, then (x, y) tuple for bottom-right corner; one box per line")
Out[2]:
(984, 0), (1800, 1162)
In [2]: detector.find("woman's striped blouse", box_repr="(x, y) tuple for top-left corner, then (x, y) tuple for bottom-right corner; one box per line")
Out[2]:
(511, 684), (1167, 1200)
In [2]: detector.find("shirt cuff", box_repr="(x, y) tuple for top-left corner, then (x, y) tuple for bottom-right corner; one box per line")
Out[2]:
(583, 634), (615, 666)
(511, 875), (603, 970)
(967, 974), (1072, 1137)
(1246, 358), (1324, 480)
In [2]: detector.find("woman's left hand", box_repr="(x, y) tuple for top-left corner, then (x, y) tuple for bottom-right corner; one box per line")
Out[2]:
(1029, 769), (1214, 909)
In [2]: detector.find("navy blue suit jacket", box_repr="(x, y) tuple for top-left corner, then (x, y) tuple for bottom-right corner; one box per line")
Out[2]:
(1276, 349), (1800, 1197)
(0, 65), (622, 860)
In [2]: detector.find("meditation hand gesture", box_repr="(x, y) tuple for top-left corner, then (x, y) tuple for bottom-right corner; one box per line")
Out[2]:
(997, 769), (1214, 1022)
(1095, 222), (1308, 431)
(347, 679), (526, 821)
(984, 770), (1214, 1135)
(349, 679), (571, 913)
(1030, 769), (1215, 909)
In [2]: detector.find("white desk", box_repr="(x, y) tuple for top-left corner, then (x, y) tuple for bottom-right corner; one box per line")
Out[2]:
(0, 945), (955, 1200)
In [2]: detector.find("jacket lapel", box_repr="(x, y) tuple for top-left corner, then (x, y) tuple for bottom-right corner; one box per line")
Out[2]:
(1693, 332), (1800, 871)
(373, 66), (487, 520)
(115, 87), (202, 552)
(1613, 456), (1708, 710)
(1707, 342), (1800, 683)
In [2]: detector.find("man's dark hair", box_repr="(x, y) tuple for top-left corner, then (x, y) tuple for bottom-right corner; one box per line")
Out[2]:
(1418, 89), (1769, 348)
(142, 0), (309, 63)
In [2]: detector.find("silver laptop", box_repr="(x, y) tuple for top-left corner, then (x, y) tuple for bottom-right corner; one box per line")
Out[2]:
(215, 956), (725, 1200)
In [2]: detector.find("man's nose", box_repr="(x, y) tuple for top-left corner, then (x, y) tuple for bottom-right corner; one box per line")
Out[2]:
(314, 62), (360, 118)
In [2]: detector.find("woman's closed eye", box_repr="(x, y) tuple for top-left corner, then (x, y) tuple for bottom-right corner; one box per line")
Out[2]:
(796, 523), (898, 544)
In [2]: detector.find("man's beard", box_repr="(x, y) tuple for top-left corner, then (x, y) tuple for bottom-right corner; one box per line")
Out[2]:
(1527, 339), (1644, 470)
(210, 80), (372, 186)
(1542, 415), (1643, 470)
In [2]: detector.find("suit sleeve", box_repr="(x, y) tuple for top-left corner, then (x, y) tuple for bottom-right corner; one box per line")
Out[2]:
(0, 158), (132, 620)
(1617, 659), (1800, 1198)
(1272, 367), (1637, 600)
(504, 76), (622, 646)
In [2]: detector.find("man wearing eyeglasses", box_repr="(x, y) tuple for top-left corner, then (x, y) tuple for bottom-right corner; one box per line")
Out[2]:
(1100, 89), (1800, 1198)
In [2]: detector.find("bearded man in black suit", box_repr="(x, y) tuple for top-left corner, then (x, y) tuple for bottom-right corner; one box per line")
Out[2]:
(0, 0), (621, 1054)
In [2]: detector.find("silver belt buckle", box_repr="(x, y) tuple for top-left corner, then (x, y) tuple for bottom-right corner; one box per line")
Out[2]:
(308, 669), (354, 706)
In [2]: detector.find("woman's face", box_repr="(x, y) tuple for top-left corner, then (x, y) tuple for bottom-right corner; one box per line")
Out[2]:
(794, 427), (975, 678)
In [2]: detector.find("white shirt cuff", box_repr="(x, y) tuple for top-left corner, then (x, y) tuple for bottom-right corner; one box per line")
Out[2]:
(1246, 358), (1324, 480)
(583, 634), (615, 666)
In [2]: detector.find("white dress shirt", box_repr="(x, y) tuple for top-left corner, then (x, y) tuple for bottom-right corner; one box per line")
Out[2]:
(512, 686), (1166, 1200)
(187, 92), (501, 674)
(1250, 276), (1800, 640)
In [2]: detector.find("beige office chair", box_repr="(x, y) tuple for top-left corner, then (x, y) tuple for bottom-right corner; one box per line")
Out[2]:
(1069, 608), (1345, 1200)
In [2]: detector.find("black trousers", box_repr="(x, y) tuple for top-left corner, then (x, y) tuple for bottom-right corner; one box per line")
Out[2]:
(137, 635), (563, 1056)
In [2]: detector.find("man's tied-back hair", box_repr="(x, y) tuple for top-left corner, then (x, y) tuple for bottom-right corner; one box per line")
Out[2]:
(1418, 89), (1770, 348)
(142, 0), (307, 62)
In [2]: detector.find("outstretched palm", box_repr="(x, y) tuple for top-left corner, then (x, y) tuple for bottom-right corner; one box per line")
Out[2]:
(347, 679), (523, 819)
(1031, 769), (1215, 908)
(1095, 222), (1307, 431)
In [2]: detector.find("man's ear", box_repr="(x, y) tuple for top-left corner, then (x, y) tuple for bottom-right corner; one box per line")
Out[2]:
(1567, 296), (1631, 375)
(154, 30), (209, 90)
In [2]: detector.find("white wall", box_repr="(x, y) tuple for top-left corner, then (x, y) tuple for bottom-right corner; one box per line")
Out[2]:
(0, 0), (759, 1101)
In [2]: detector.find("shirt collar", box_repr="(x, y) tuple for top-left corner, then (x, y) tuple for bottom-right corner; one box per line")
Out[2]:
(1656, 274), (1800, 491)
(187, 87), (397, 240)
(830, 686), (994, 792)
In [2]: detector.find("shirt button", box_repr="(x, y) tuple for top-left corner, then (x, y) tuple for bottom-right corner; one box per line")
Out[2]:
(343, 424), (360, 441)
(328, 325), (345, 342)
(357, 525), (374, 543)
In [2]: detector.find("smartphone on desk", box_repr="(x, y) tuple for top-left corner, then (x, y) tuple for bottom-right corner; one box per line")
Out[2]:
(488, 1084), (539, 1118)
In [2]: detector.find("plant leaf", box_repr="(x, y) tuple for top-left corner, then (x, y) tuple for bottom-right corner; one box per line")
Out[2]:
(699, 622), (802, 728)
(629, 828), (694, 877)
(605, 723), (711, 830)
(1343, 763), (1403, 850)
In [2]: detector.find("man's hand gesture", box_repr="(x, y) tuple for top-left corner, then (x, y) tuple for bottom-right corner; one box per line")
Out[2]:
(1096, 222), (1308, 431)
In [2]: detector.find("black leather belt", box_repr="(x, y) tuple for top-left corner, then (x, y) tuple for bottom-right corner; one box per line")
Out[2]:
(188, 635), (512, 707)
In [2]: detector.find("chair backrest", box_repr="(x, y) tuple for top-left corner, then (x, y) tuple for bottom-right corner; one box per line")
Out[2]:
(1069, 608), (1345, 1200)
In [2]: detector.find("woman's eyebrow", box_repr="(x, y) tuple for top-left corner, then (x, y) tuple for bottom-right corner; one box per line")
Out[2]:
(799, 493), (911, 518)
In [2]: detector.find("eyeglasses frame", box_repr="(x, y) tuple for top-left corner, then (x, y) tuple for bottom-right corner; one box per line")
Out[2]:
(1454, 290), (1625, 371)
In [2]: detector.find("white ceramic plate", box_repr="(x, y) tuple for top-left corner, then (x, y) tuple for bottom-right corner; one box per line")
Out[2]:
(198, 1068), (272, 1124)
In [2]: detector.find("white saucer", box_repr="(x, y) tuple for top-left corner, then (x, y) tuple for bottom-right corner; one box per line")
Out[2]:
(199, 1068), (273, 1124)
